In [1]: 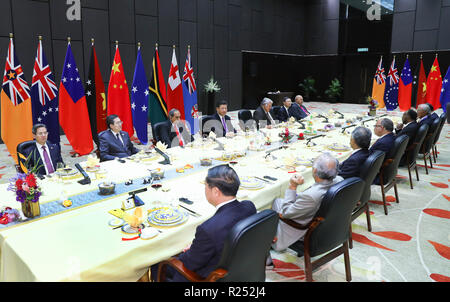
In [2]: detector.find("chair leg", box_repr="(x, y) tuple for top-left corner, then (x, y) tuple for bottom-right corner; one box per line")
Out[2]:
(380, 184), (388, 215)
(365, 204), (372, 232)
(394, 182), (399, 204)
(343, 241), (352, 282)
(304, 250), (313, 282)
(407, 164), (413, 189)
(424, 156), (429, 175)
(434, 145), (438, 159)
(349, 225), (353, 249)
(429, 153), (433, 169)
(415, 164), (419, 181)
(432, 146), (437, 163)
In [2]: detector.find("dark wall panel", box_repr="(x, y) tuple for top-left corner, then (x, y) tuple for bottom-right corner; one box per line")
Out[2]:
(414, 0), (441, 31)
(135, 0), (158, 16)
(197, 0), (214, 49)
(135, 15), (158, 81)
(158, 0), (179, 47)
(438, 7), (450, 50)
(413, 30), (438, 51)
(82, 0), (108, 10)
(179, 0), (197, 22)
(394, 0), (416, 12)
(0, 0), (13, 37)
(391, 12), (415, 52)
(109, 0), (135, 44)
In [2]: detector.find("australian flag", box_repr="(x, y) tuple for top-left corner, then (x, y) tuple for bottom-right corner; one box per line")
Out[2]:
(182, 47), (199, 134)
(31, 39), (60, 144)
(439, 66), (450, 113)
(384, 57), (399, 111)
(131, 46), (149, 144)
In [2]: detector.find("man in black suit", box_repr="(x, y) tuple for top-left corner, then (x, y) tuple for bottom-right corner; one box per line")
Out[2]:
(370, 118), (395, 159)
(417, 104), (433, 127)
(425, 103), (439, 121)
(21, 123), (64, 175)
(253, 97), (277, 129)
(98, 114), (139, 161)
(395, 109), (418, 149)
(149, 164), (257, 282)
(290, 95), (310, 120)
(209, 100), (236, 137)
(158, 108), (193, 148)
(338, 127), (371, 179)
(276, 97), (295, 122)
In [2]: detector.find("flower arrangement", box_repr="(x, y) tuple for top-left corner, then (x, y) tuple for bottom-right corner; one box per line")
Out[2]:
(0, 207), (21, 225)
(265, 136), (272, 145)
(8, 173), (41, 203)
(298, 133), (305, 140)
(204, 77), (221, 93)
(367, 96), (378, 109)
(279, 127), (293, 143)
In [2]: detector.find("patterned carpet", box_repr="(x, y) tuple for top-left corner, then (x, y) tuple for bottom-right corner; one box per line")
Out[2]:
(0, 102), (448, 282)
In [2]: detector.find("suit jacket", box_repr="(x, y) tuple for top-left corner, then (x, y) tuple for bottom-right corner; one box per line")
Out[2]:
(209, 113), (236, 137)
(338, 149), (370, 179)
(395, 121), (418, 148)
(289, 103), (309, 120)
(158, 119), (193, 148)
(369, 132), (395, 159)
(276, 106), (296, 123)
(418, 115), (433, 128)
(430, 112), (439, 121)
(22, 141), (64, 176)
(253, 106), (276, 129)
(271, 176), (344, 251)
(98, 130), (138, 161)
(171, 200), (257, 281)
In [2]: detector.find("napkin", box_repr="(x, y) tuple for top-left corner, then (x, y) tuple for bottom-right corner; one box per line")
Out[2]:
(208, 131), (217, 139)
(86, 155), (100, 168)
(282, 152), (297, 166)
(289, 116), (296, 123)
(123, 207), (145, 228)
(156, 141), (168, 152)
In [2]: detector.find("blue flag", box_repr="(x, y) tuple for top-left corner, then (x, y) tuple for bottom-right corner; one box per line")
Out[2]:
(31, 39), (60, 144)
(384, 57), (399, 111)
(131, 47), (149, 144)
(182, 47), (199, 134)
(439, 66), (450, 113)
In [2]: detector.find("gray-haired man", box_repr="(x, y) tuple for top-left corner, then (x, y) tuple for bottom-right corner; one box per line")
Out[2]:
(253, 97), (276, 129)
(338, 126), (371, 179)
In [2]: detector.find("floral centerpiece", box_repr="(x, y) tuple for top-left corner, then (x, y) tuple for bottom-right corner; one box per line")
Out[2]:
(279, 127), (293, 143)
(0, 207), (21, 225)
(367, 96), (378, 116)
(298, 133), (305, 140)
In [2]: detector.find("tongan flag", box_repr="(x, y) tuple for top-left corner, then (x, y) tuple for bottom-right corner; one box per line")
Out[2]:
(131, 46), (149, 145)
(384, 57), (399, 111)
(58, 42), (93, 156)
(426, 56), (442, 110)
(182, 46), (198, 134)
(1, 35), (33, 164)
(439, 66), (450, 113)
(31, 38), (59, 145)
(398, 57), (412, 111)
(371, 56), (386, 109)
(166, 47), (185, 119)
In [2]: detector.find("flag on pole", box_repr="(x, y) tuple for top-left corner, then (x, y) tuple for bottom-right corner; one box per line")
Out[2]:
(439, 66), (450, 113)
(31, 37), (59, 145)
(371, 56), (386, 109)
(58, 40), (93, 156)
(166, 46), (185, 119)
(398, 57), (412, 111)
(148, 44), (168, 126)
(85, 39), (107, 147)
(384, 57), (399, 111)
(182, 46), (199, 134)
(412, 55), (427, 108)
(426, 56), (442, 109)
(107, 42), (134, 137)
(1, 34), (33, 164)
(131, 44), (149, 145)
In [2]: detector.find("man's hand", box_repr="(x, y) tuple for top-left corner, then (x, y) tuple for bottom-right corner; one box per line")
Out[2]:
(396, 122), (403, 131)
(182, 244), (191, 253)
(266, 125), (273, 129)
(289, 174), (304, 190)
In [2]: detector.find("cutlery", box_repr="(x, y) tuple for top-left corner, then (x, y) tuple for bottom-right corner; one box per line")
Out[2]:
(254, 176), (273, 184)
(264, 175), (277, 181)
(179, 204), (201, 217)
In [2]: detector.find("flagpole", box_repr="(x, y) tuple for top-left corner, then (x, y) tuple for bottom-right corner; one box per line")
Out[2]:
(67, 36), (71, 45)
(91, 38), (94, 46)
(115, 40), (118, 50)
(138, 42), (141, 51)
(155, 43), (158, 51)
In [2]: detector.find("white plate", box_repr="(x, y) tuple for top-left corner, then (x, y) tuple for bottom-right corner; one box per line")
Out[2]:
(108, 218), (124, 227)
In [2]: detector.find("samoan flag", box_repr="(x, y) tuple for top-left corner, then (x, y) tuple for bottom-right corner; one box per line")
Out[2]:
(439, 66), (450, 113)
(31, 39), (60, 144)
(384, 57), (400, 111)
(131, 47), (149, 145)
(182, 47), (199, 134)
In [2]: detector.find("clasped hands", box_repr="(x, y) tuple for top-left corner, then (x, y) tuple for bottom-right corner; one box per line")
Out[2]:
(288, 174), (304, 190)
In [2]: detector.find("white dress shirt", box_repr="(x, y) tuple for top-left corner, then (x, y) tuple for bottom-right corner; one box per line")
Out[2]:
(215, 198), (236, 211)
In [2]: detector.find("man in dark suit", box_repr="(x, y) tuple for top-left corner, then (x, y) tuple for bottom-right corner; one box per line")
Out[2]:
(395, 109), (418, 149)
(253, 97), (277, 129)
(276, 97), (295, 122)
(158, 108), (193, 148)
(209, 100), (236, 137)
(417, 104), (433, 127)
(98, 114), (139, 161)
(370, 118), (395, 159)
(149, 164), (257, 282)
(21, 123), (64, 176)
(289, 95), (310, 120)
(426, 103), (439, 121)
(338, 127), (371, 179)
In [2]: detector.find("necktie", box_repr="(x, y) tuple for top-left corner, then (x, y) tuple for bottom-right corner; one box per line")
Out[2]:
(222, 117), (228, 133)
(286, 107), (290, 117)
(174, 125), (184, 147)
(116, 133), (124, 147)
(267, 112), (275, 125)
(41, 145), (54, 174)
(301, 106), (309, 115)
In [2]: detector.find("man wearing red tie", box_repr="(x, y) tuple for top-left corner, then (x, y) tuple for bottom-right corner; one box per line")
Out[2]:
(159, 108), (193, 148)
(290, 95), (310, 120)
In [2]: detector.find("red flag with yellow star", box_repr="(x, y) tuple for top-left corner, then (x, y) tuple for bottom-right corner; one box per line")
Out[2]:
(426, 56), (442, 109)
(107, 44), (133, 136)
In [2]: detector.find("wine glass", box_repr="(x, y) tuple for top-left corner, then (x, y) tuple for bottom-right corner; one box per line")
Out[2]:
(56, 162), (65, 173)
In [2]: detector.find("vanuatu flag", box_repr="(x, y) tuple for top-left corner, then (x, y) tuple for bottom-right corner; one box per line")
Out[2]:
(1, 34), (33, 164)
(148, 45), (168, 125)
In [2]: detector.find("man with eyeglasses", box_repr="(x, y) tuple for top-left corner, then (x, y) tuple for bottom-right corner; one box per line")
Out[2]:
(98, 114), (138, 161)
(21, 123), (64, 175)
(369, 118), (395, 159)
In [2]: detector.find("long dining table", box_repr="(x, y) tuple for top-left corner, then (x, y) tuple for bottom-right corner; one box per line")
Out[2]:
(0, 111), (399, 281)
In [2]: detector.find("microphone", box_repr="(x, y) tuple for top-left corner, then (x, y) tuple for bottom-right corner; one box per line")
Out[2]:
(317, 114), (329, 123)
(128, 187), (147, 207)
(297, 120), (305, 129)
(306, 134), (325, 146)
(74, 163), (91, 185)
(334, 110), (345, 119)
(341, 124), (357, 133)
(212, 137), (225, 151)
(154, 147), (171, 165)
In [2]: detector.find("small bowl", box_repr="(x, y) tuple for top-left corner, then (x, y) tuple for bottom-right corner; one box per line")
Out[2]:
(229, 161), (238, 165)
(98, 182), (116, 195)
(151, 184), (162, 190)
(222, 152), (233, 161)
(200, 158), (212, 166)
(150, 168), (165, 179)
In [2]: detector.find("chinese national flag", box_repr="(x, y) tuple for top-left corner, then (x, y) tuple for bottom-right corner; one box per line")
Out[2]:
(166, 47), (185, 119)
(414, 57), (427, 108)
(107, 45), (133, 137)
(426, 56), (442, 109)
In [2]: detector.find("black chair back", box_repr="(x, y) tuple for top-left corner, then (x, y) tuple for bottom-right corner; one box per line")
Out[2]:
(216, 209), (278, 282)
(420, 118), (440, 154)
(432, 113), (446, 146)
(359, 150), (385, 205)
(406, 124), (428, 164)
(199, 115), (213, 136)
(307, 177), (365, 257)
(272, 106), (281, 119)
(238, 109), (255, 131)
(153, 121), (166, 143)
(17, 140), (36, 173)
(381, 134), (409, 184)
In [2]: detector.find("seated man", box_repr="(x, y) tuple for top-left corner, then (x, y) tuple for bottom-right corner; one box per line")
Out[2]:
(417, 104), (433, 127)
(276, 97), (295, 123)
(98, 114), (139, 161)
(395, 108), (418, 150)
(338, 126), (371, 179)
(253, 97), (277, 129)
(209, 100), (236, 137)
(370, 118), (395, 159)
(425, 103), (439, 121)
(290, 95), (310, 120)
(21, 123), (64, 175)
(158, 108), (193, 148)
(150, 164), (257, 281)
(270, 153), (343, 254)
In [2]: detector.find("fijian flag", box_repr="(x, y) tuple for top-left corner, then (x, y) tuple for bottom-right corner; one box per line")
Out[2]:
(182, 46), (198, 134)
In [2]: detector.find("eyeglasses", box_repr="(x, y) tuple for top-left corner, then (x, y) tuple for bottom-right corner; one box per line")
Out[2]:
(36, 132), (48, 136)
